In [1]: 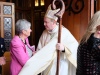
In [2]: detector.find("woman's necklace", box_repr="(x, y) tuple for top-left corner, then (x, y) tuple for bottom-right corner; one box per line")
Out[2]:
(19, 36), (26, 44)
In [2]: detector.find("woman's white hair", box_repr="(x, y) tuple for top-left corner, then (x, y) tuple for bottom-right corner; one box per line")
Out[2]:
(80, 10), (100, 44)
(15, 19), (31, 34)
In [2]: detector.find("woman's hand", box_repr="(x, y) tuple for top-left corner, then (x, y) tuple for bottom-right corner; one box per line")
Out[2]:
(31, 45), (35, 51)
(32, 51), (36, 56)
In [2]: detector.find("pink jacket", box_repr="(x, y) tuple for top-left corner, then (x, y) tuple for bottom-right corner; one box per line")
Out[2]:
(10, 35), (34, 75)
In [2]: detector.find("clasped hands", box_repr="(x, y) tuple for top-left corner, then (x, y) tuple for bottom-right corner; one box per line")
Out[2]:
(31, 45), (36, 55)
(0, 56), (6, 66)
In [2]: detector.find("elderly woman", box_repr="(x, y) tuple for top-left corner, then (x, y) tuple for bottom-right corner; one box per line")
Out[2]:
(10, 19), (35, 75)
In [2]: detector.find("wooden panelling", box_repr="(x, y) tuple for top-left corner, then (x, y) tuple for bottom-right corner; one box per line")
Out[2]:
(62, 0), (91, 42)
(73, 13), (81, 42)
(80, 0), (89, 42)
(64, 12), (74, 34)
(91, 0), (94, 17)
(2, 51), (11, 75)
(96, 0), (100, 11)
(0, 0), (6, 2)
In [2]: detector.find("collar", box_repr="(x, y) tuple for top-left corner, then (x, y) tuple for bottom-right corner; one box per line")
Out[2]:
(48, 25), (58, 34)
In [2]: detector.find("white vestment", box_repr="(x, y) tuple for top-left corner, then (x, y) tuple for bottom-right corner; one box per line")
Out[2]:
(18, 25), (78, 75)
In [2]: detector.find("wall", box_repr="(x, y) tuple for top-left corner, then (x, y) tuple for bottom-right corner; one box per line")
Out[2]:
(0, 0), (5, 1)
(96, 0), (100, 11)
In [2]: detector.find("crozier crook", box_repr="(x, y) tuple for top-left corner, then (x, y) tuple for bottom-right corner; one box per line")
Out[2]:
(51, 0), (65, 75)
(51, 0), (65, 18)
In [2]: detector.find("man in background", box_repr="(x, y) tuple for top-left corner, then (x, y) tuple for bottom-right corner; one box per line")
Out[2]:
(0, 37), (6, 75)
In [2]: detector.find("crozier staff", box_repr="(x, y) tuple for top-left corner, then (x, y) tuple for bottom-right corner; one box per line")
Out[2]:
(51, 0), (65, 74)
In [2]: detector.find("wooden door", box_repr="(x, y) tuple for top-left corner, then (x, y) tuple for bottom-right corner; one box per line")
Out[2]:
(0, 2), (15, 75)
(0, 2), (15, 50)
